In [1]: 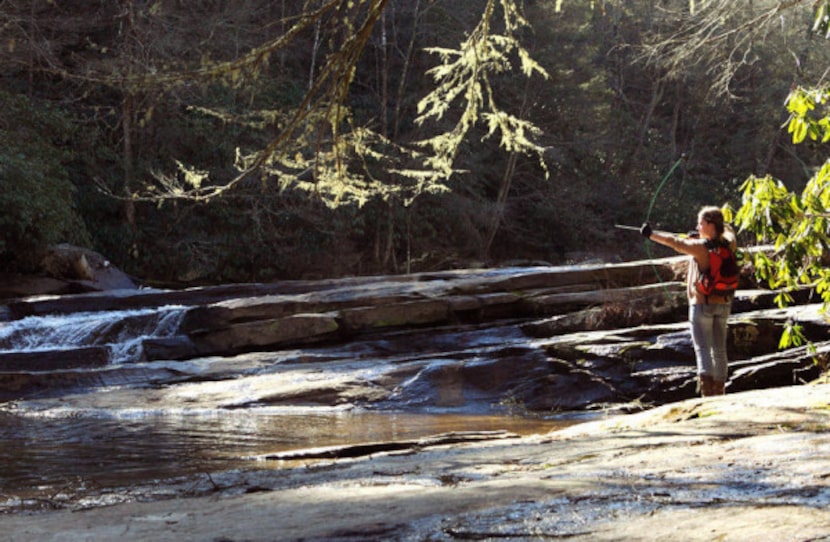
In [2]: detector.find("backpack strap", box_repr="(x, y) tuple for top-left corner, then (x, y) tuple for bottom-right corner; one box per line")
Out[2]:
(704, 237), (729, 250)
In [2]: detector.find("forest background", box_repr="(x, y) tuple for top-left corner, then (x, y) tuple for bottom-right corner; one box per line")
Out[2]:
(1, 0), (829, 288)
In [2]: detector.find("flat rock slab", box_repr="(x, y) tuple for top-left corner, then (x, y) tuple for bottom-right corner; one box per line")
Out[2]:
(0, 346), (108, 372)
(3, 384), (829, 541)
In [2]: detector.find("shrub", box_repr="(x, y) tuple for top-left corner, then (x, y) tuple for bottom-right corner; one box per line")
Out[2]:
(0, 90), (90, 272)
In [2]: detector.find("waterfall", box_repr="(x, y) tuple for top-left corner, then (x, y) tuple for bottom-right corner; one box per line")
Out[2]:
(0, 306), (186, 364)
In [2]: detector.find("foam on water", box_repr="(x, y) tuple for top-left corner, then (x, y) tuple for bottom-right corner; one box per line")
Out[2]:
(0, 305), (186, 363)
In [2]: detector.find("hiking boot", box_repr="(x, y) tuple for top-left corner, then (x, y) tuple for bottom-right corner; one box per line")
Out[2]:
(712, 380), (726, 395)
(698, 375), (715, 397)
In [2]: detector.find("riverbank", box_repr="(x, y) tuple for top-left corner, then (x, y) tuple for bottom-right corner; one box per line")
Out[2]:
(3, 383), (829, 541)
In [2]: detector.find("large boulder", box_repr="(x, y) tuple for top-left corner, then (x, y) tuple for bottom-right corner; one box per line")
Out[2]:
(40, 244), (137, 292)
(0, 246), (138, 304)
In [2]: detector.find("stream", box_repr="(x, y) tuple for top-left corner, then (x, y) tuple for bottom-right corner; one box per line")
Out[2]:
(0, 305), (187, 363)
(2, 259), (827, 539)
(0, 406), (570, 506)
(0, 304), (573, 508)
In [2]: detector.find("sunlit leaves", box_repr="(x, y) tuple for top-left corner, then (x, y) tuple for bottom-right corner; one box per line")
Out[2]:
(779, 320), (804, 349)
(785, 87), (826, 144)
(813, 0), (830, 39)
(736, 84), (830, 347)
(735, 175), (794, 239)
(136, 0), (548, 212)
(414, 0), (549, 186)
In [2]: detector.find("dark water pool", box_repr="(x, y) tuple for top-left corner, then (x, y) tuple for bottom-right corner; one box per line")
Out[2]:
(0, 409), (572, 503)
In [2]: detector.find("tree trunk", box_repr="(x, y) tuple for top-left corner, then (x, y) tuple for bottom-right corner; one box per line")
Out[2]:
(392, 0), (422, 140)
(482, 150), (519, 260)
(382, 200), (396, 271)
(121, 0), (137, 229)
(380, 7), (389, 139)
(635, 78), (664, 158)
(122, 93), (136, 228)
(482, 77), (531, 260)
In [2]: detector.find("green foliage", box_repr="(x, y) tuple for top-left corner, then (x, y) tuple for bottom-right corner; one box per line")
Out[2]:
(813, 0), (830, 39)
(0, 91), (90, 271)
(779, 320), (806, 350)
(118, 0), (549, 211)
(414, 0), (549, 187)
(735, 84), (830, 347)
(736, 170), (830, 295)
(4, 0), (830, 285)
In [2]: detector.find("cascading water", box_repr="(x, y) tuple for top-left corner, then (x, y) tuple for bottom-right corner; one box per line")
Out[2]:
(0, 266), (608, 514)
(0, 306), (186, 364)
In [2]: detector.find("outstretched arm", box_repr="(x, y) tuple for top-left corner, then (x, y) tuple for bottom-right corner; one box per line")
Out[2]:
(640, 223), (707, 260)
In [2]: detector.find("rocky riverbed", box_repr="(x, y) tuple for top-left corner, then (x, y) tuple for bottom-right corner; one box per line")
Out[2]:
(2, 383), (829, 541)
(1, 251), (830, 540)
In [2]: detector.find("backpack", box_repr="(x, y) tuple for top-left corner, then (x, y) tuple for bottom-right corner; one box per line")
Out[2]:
(696, 239), (739, 300)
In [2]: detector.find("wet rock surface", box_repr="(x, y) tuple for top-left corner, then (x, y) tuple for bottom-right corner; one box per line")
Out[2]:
(1, 255), (830, 540)
(3, 385), (830, 541)
(0, 245), (137, 302)
(2, 256), (826, 411)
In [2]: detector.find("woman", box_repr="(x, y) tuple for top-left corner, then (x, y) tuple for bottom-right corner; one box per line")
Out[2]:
(640, 206), (737, 397)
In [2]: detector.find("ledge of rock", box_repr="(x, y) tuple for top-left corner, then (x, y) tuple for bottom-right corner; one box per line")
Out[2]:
(1, 254), (827, 415)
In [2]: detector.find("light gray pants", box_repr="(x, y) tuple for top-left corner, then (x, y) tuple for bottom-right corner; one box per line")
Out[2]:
(689, 303), (731, 382)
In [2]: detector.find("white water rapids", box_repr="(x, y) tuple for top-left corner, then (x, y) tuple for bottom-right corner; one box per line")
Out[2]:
(0, 306), (186, 363)
(0, 290), (575, 511)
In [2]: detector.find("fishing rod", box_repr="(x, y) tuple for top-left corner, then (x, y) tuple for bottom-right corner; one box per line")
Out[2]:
(615, 223), (699, 238)
(614, 224), (641, 232)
